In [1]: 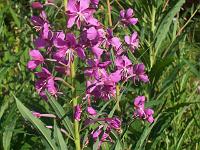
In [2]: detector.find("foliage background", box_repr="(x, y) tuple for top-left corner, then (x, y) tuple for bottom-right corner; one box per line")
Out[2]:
(0, 0), (200, 149)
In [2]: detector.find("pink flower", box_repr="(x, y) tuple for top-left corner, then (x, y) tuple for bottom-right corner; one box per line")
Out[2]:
(31, 2), (43, 9)
(86, 76), (116, 100)
(132, 63), (149, 83)
(32, 112), (56, 118)
(125, 32), (139, 52)
(133, 96), (154, 123)
(87, 106), (97, 116)
(91, 125), (113, 148)
(120, 8), (138, 26)
(133, 96), (146, 117)
(53, 33), (85, 62)
(27, 50), (44, 70)
(112, 55), (133, 81)
(84, 59), (111, 79)
(66, 0), (99, 29)
(35, 68), (58, 97)
(105, 117), (121, 130)
(144, 108), (154, 123)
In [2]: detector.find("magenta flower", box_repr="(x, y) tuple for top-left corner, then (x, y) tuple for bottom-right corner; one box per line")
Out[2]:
(104, 29), (124, 55)
(32, 112), (56, 118)
(98, 129), (113, 147)
(35, 68), (57, 97)
(110, 37), (123, 55)
(132, 63), (149, 83)
(144, 108), (154, 123)
(105, 117), (121, 130)
(120, 8), (138, 26)
(125, 32), (139, 52)
(74, 105), (82, 121)
(87, 106), (97, 116)
(86, 76), (116, 100)
(91, 44), (104, 59)
(53, 33), (85, 62)
(84, 59), (111, 79)
(114, 55), (133, 81)
(31, 2), (43, 9)
(91, 125), (112, 148)
(86, 27), (98, 41)
(134, 96), (146, 118)
(91, 0), (99, 8)
(31, 11), (53, 49)
(27, 50), (44, 70)
(91, 125), (103, 140)
(133, 96), (154, 123)
(66, 0), (99, 29)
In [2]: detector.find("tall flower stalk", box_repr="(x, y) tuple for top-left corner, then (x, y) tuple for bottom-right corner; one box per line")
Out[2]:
(28, 0), (155, 149)
(70, 58), (81, 150)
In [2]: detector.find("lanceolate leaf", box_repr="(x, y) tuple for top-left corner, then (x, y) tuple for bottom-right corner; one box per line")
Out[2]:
(2, 107), (17, 150)
(46, 92), (74, 138)
(54, 121), (68, 150)
(155, 0), (185, 51)
(15, 97), (57, 150)
(134, 115), (160, 150)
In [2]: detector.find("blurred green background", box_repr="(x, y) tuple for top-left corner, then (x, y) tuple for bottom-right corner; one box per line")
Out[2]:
(0, 0), (200, 149)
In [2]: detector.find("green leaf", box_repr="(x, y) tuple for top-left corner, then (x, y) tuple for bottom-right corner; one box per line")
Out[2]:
(176, 118), (194, 150)
(15, 97), (57, 150)
(93, 138), (100, 150)
(3, 112), (17, 150)
(46, 92), (74, 138)
(54, 121), (68, 150)
(9, 7), (20, 28)
(115, 140), (122, 150)
(183, 58), (200, 78)
(134, 115), (160, 150)
(155, 0), (185, 51)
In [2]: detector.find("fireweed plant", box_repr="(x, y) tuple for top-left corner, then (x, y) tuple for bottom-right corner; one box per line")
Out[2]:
(26, 0), (154, 149)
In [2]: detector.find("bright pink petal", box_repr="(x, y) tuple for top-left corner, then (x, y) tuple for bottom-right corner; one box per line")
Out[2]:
(126, 8), (133, 18)
(67, 0), (77, 12)
(139, 74), (149, 83)
(128, 18), (138, 25)
(29, 50), (44, 61)
(27, 60), (40, 70)
(67, 15), (77, 28)
(91, 45), (104, 59)
(47, 78), (57, 95)
(53, 48), (67, 60)
(80, 0), (90, 11)
(76, 47), (86, 59)
(34, 37), (47, 49)
(87, 27), (98, 40)
(31, 2), (43, 9)
(87, 107), (97, 115)
(124, 35), (131, 45)
(110, 70), (121, 83)
(87, 16), (99, 26)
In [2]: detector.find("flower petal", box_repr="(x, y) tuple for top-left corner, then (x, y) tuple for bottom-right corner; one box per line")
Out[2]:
(29, 50), (44, 61)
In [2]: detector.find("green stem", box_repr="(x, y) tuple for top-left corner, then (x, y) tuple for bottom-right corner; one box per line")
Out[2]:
(63, 1), (80, 149)
(64, 0), (68, 11)
(70, 59), (80, 150)
(106, 0), (112, 26)
(151, 6), (155, 34)
(150, 6), (156, 68)
(116, 84), (121, 112)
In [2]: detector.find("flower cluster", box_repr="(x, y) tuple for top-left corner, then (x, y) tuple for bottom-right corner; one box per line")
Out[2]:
(29, 0), (154, 147)
(133, 96), (154, 123)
